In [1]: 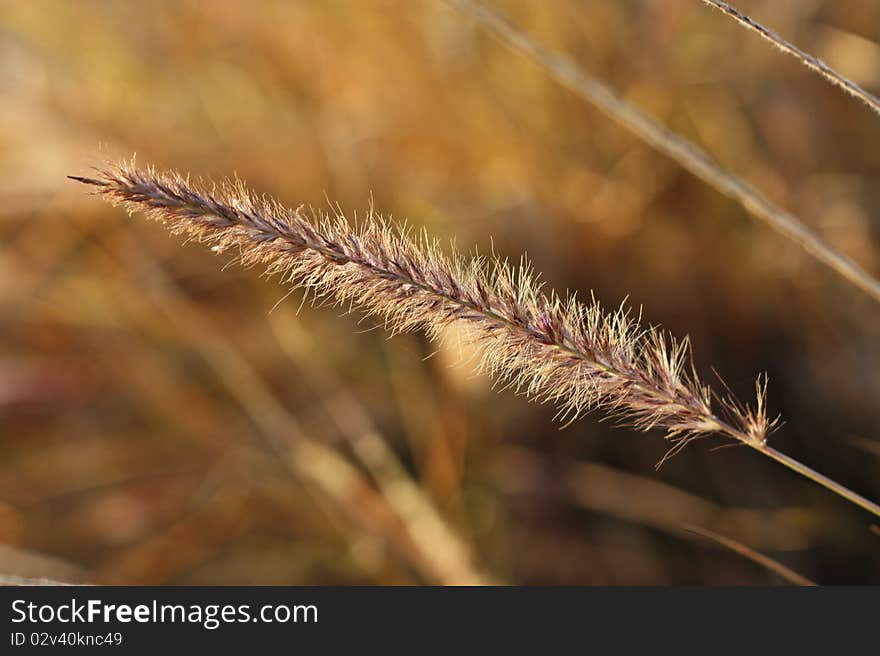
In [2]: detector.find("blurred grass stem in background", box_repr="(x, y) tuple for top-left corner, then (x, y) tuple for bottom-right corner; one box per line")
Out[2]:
(683, 525), (817, 586)
(443, 0), (880, 304)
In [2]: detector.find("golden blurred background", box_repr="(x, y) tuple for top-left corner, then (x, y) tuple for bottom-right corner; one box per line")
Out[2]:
(1, 0), (878, 584)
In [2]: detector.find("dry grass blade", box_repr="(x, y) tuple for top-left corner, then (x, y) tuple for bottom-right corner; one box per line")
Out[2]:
(0, 576), (85, 586)
(498, 445), (821, 551)
(684, 524), (817, 586)
(70, 161), (880, 520)
(701, 0), (880, 118)
(266, 312), (491, 586)
(442, 0), (880, 305)
(107, 231), (490, 585)
(848, 435), (880, 458)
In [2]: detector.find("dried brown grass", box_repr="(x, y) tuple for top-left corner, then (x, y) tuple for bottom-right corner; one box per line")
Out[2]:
(444, 0), (880, 304)
(71, 161), (777, 461)
(71, 161), (880, 521)
(702, 0), (880, 118)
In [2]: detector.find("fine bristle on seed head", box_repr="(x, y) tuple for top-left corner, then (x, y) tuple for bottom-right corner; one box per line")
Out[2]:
(70, 160), (777, 458)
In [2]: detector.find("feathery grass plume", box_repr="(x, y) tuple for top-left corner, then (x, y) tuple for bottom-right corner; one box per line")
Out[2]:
(702, 0), (880, 118)
(70, 161), (880, 518)
(70, 160), (771, 454)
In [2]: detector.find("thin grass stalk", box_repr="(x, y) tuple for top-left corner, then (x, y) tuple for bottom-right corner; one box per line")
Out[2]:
(442, 0), (880, 305)
(755, 444), (880, 519)
(701, 0), (880, 118)
(684, 525), (817, 586)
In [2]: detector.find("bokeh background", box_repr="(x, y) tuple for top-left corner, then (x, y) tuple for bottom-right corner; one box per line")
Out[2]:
(1, 0), (878, 584)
